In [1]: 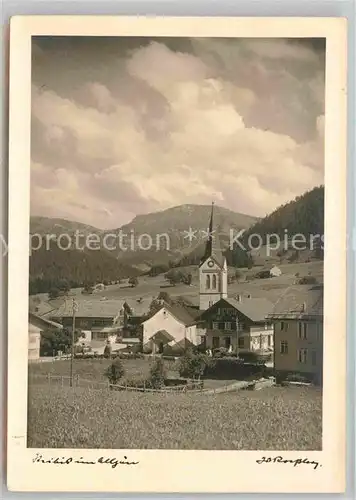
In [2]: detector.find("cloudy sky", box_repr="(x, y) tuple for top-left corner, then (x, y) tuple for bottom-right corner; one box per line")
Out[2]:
(31, 36), (325, 229)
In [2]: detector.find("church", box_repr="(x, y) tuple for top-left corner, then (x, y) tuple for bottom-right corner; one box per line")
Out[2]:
(198, 203), (274, 353)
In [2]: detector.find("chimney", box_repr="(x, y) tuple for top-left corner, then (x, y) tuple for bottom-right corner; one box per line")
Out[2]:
(236, 294), (242, 302)
(246, 294), (252, 299)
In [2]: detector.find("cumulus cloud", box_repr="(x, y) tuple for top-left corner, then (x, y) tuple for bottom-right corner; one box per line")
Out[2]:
(31, 37), (325, 228)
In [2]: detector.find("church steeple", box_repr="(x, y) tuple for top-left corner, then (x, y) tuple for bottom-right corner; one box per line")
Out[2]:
(199, 202), (228, 310)
(200, 202), (224, 267)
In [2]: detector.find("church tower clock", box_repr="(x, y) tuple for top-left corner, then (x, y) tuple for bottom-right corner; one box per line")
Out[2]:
(199, 202), (228, 310)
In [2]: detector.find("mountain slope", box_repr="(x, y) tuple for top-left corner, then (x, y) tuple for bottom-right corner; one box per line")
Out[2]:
(226, 185), (324, 267)
(29, 244), (140, 295)
(108, 204), (258, 269)
(30, 216), (102, 237)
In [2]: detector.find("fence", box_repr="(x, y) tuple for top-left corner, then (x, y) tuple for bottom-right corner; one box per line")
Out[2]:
(28, 374), (204, 393)
(28, 374), (271, 394)
(28, 373), (111, 390)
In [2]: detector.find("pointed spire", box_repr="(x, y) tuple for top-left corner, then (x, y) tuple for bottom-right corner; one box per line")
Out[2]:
(200, 201), (224, 267)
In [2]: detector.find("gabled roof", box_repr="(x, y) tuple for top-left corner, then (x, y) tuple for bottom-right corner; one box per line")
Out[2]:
(267, 284), (323, 320)
(199, 202), (225, 268)
(223, 297), (274, 322)
(143, 302), (197, 327)
(49, 299), (124, 319)
(29, 312), (63, 330)
(45, 295), (152, 320)
(150, 329), (175, 343)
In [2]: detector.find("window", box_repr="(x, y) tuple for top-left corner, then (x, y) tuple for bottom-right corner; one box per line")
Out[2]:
(212, 322), (219, 330)
(212, 275), (217, 289)
(268, 335), (272, 347)
(281, 322), (289, 331)
(224, 337), (231, 348)
(206, 275), (211, 289)
(212, 336), (220, 349)
(238, 337), (245, 349)
(311, 350), (317, 366)
(298, 322), (308, 340)
(224, 322), (232, 330)
(280, 341), (288, 354)
(298, 348), (308, 364)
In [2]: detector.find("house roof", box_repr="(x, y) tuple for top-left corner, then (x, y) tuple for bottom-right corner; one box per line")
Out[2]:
(150, 329), (175, 343)
(223, 297), (274, 322)
(49, 299), (124, 319)
(163, 303), (197, 326)
(29, 312), (63, 330)
(47, 297), (151, 320)
(267, 284), (323, 320)
(142, 302), (197, 327)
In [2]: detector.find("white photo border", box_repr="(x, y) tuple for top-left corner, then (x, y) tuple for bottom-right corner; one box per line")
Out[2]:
(7, 15), (347, 493)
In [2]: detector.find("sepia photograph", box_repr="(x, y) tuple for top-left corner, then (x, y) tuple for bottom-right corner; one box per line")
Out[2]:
(7, 16), (347, 494)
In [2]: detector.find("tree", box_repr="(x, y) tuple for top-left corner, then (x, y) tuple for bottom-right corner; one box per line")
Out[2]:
(298, 276), (318, 285)
(185, 273), (193, 285)
(157, 291), (172, 304)
(234, 269), (242, 281)
(58, 279), (70, 294)
(48, 287), (60, 300)
(128, 277), (139, 287)
(165, 269), (184, 286)
(104, 359), (125, 385)
(40, 328), (81, 356)
(149, 358), (167, 389)
(103, 343), (112, 359)
(178, 350), (213, 379)
(148, 264), (169, 277)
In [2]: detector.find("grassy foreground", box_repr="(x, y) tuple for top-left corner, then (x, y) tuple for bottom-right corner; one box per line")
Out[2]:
(29, 358), (175, 382)
(27, 385), (322, 450)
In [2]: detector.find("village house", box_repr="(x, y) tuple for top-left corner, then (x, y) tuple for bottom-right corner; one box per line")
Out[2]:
(141, 303), (199, 354)
(267, 284), (323, 384)
(256, 265), (282, 279)
(28, 312), (63, 360)
(199, 296), (274, 352)
(48, 297), (150, 343)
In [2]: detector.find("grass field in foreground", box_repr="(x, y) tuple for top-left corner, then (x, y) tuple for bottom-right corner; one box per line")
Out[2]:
(29, 358), (159, 382)
(27, 385), (322, 450)
(28, 358), (239, 389)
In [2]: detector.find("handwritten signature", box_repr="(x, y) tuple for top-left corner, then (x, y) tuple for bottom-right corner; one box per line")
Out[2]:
(32, 453), (139, 469)
(256, 455), (321, 470)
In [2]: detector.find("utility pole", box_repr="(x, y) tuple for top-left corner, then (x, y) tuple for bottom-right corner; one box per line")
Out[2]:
(236, 316), (239, 357)
(70, 298), (78, 387)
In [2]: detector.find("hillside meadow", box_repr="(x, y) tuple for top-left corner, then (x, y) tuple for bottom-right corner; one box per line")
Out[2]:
(27, 385), (322, 450)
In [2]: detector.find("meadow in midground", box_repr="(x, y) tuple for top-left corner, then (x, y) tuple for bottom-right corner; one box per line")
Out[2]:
(27, 359), (322, 450)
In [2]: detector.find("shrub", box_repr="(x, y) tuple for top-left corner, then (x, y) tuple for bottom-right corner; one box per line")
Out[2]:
(103, 344), (112, 359)
(298, 276), (318, 285)
(238, 350), (271, 364)
(285, 373), (310, 383)
(149, 358), (167, 389)
(128, 277), (139, 287)
(104, 359), (125, 385)
(213, 347), (229, 358)
(204, 357), (268, 380)
(179, 350), (213, 379)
